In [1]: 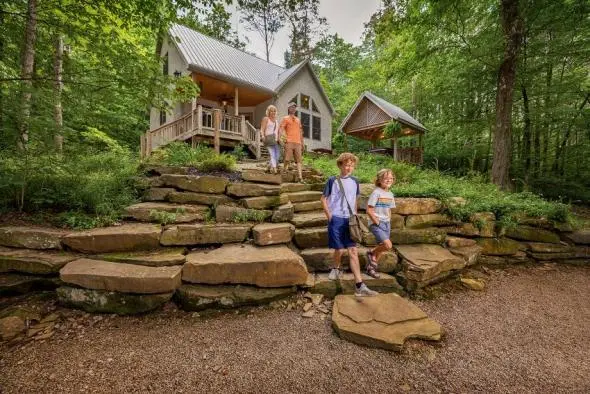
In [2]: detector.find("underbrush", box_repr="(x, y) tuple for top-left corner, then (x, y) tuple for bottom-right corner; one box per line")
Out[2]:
(146, 142), (236, 172)
(305, 153), (571, 224)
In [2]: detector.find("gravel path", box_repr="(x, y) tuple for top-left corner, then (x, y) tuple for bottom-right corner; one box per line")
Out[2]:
(1, 264), (589, 393)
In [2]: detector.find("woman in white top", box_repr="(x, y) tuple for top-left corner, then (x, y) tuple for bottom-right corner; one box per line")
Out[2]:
(260, 105), (281, 174)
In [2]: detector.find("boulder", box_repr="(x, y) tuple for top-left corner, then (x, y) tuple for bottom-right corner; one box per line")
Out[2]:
(280, 183), (311, 193)
(0, 226), (66, 250)
(215, 205), (272, 223)
(252, 223), (295, 246)
(505, 225), (561, 244)
(405, 214), (456, 229)
(290, 212), (328, 228)
(0, 273), (61, 295)
(294, 227), (328, 249)
(391, 198), (442, 215)
(175, 284), (296, 311)
(124, 202), (209, 223)
(60, 258), (182, 294)
(159, 174), (228, 194)
(338, 273), (403, 295)
(95, 248), (186, 267)
(241, 170), (282, 185)
(183, 244), (308, 287)
(332, 293), (442, 351)
(57, 286), (172, 315)
(446, 236), (477, 248)
(396, 244), (465, 285)
(448, 245), (483, 266)
(0, 316), (26, 341)
(242, 194), (288, 209)
(293, 200), (323, 212)
(226, 183), (280, 197)
(286, 191), (323, 203)
(0, 249), (78, 274)
(389, 228), (446, 245)
(564, 229), (590, 245)
(62, 224), (161, 254)
(160, 224), (251, 246)
(271, 202), (295, 223)
(143, 187), (175, 202)
(476, 238), (520, 256)
(167, 191), (233, 206)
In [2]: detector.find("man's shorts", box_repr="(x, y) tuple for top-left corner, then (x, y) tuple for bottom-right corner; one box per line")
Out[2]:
(328, 216), (356, 249)
(369, 221), (391, 244)
(284, 142), (302, 163)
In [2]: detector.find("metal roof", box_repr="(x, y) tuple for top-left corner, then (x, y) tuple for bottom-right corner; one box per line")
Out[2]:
(339, 91), (428, 133)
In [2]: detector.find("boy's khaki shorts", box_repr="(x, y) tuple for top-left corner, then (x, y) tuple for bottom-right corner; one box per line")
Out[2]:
(284, 142), (302, 163)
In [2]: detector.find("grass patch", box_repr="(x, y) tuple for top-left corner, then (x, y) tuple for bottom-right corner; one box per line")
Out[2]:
(304, 152), (571, 223)
(230, 209), (269, 223)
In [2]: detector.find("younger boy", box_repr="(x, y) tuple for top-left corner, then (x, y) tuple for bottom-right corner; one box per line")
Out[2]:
(320, 153), (378, 297)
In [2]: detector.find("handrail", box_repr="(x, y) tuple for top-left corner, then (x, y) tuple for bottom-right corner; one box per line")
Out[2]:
(244, 120), (261, 159)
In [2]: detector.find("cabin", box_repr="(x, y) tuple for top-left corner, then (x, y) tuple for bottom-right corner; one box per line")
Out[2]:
(339, 91), (427, 165)
(142, 24), (335, 158)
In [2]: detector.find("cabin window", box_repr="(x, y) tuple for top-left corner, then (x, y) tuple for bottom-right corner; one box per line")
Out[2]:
(163, 52), (169, 75)
(312, 115), (321, 141)
(299, 112), (311, 139)
(300, 94), (310, 110)
(159, 110), (166, 125)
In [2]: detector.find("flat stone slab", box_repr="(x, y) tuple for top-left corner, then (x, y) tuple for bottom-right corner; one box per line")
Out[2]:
(252, 223), (295, 246)
(241, 170), (282, 185)
(57, 286), (172, 315)
(167, 191), (233, 206)
(294, 227), (328, 249)
(160, 224), (251, 246)
(95, 249), (186, 267)
(395, 244), (465, 283)
(332, 293), (442, 351)
(446, 236), (477, 248)
(159, 174), (228, 194)
(365, 228), (446, 246)
(62, 224), (161, 253)
(271, 202), (294, 223)
(125, 202), (209, 223)
(143, 187), (175, 201)
(476, 237), (520, 256)
(286, 191), (322, 203)
(175, 284), (296, 311)
(293, 200), (323, 212)
(280, 183), (311, 193)
(448, 245), (483, 266)
(0, 249), (78, 274)
(226, 183), (280, 197)
(406, 214), (456, 229)
(0, 273), (61, 295)
(60, 258), (182, 294)
(183, 244), (308, 287)
(242, 194), (288, 209)
(215, 205), (272, 223)
(505, 225), (560, 244)
(0, 227), (67, 250)
(564, 229), (590, 245)
(391, 198), (442, 215)
(526, 242), (572, 253)
(290, 212), (328, 228)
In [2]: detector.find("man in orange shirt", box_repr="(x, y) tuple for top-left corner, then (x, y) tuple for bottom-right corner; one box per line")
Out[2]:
(279, 102), (304, 182)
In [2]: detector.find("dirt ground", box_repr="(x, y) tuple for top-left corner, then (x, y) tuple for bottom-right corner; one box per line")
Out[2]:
(1, 263), (589, 394)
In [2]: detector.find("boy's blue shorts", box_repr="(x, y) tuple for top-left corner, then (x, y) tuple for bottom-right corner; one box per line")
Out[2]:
(369, 221), (391, 244)
(328, 216), (356, 249)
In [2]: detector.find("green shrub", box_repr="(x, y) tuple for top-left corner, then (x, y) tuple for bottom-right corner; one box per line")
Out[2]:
(198, 154), (236, 172)
(146, 142), (236, 172)
(230, 144), (248, 161)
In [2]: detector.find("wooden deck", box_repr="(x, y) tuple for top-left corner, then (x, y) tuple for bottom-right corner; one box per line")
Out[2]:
(140, 105), (260, 159)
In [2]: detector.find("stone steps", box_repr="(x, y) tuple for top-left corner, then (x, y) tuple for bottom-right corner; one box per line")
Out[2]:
(290, 212), (327, 228)
(124, 202), (209, 223)
(307, 272), (403, 298)
(285, 191), (322, 203)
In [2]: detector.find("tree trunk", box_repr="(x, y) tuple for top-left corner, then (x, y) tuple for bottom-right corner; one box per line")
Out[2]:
(521, 84), (531, 174)
(553, 93), (590, 174)
(491, 0), (523, 190)
(53, 34), (64, 152)
(18, 0), (37, 151)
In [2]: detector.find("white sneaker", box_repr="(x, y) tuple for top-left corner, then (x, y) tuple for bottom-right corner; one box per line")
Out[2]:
(355, 283), (378, 297)
(328, 268), (341, 281)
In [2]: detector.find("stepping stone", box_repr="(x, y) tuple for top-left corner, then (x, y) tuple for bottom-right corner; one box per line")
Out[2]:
(57, 286), (173, 315)
(405, 214), (456, 229)
(95, 248), (186, 267)
(175, 284), (296, 311)
(290, 212), (328, 228)
(448, 245), (483, 266)
(280, 183), (311, 193)
(167, 191), (233, 206)
(395, 244), (465, 288)
(476, 237), (520, 256)
(215, 205), (272, 223)
(0, 249), (78, 274)
(294, 227), (328, 249)
(226, 183), (280, 197)
(125, 202), (209, 223)
(252, 223), (295, 246)
(159, 174), (228, 193)
(241, 170), (282, 185)
(143, 187), (175, 201)
(446, 236), (477, 248)
(60, 258), (182, 294)
(0, 273), (61, 296)
(242, 194), (288, 209)
(505, 225), (561, 244)
(271, 202), (294, 223)
(183, 244), (308, 287)
(293, 200), (323, 212)
(286, 191), (322, 203)
(332, 293), (442, 351)
(338, 272), (403, 295)
(0, 226), (67, 250)
(391, 198), (442, 215)
(160, 223), (251, 246)
(62, 224), (161, 253)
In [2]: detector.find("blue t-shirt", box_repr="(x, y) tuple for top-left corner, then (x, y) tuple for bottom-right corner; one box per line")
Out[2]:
(322, 176), (360, 218)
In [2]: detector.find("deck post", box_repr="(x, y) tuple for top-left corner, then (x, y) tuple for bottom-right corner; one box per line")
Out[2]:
(240, 115), (246, 140)
(234, 86), (239, 116)
(213, 108), (221, 154)
(392, 137), (398, 161)
(194, 105), (203, 148)
(255, 127), (261, 159)
(146, 132), (152, 157)
(191, 98), (196, 132)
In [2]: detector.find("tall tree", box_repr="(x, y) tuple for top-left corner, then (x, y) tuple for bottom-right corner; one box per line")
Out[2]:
(17, 0), (37, 150)
(284, 0), (326, 65)
(237, 0), (283, 61)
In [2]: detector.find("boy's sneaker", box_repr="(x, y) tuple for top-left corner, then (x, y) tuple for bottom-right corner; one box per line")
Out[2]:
(355, 283), (379, 297)
(328, 268), (341, 281)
